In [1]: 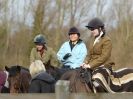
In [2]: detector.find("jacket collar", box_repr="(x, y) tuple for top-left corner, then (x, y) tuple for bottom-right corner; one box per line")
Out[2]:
(93, 32), (104, 46)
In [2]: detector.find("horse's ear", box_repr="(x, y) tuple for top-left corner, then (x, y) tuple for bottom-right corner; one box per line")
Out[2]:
(5, 66), (9, 71)
(17, 65), (21, 72)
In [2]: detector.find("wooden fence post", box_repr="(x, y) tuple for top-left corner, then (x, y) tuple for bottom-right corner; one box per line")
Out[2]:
(55, 80), (70, 99)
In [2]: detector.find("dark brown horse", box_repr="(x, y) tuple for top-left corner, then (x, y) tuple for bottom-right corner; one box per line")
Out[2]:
(5, 65), (31, 93)
(60, 68), (94, 93)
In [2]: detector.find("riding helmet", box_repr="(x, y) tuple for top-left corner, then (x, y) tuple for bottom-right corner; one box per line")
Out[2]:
(68, 27), (80, 36)
(86, 18), (104, 30)
(34, 34), (46, 45)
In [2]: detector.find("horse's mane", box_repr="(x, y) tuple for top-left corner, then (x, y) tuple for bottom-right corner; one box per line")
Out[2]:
(29, 60), (46, 77)
(60, 68), (93, 93)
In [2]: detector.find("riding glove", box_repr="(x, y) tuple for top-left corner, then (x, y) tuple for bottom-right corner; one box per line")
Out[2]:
(63, 53), (71, 60)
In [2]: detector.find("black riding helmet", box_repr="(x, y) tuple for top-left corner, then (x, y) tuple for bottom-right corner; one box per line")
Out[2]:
(34, 34), (46, 45)
(68, 27), (80, 37)
(86, 18), (104, 30)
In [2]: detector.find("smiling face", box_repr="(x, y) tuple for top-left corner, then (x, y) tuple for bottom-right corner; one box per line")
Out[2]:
(69, 33), (79, 42)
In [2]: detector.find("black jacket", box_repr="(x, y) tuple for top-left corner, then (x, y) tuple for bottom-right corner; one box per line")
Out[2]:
(29, 72), (55, 93)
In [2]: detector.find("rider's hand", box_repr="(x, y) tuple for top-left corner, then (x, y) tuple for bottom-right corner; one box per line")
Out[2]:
(81, 63), (91, 68)
(63, 53), (71, 60)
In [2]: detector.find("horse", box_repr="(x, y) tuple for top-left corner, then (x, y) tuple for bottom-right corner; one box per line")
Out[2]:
(60, 68), (94, 93)
(92, 67), (133, 93)
(5, 65), (31, 93)
(44, 60), (64, 81)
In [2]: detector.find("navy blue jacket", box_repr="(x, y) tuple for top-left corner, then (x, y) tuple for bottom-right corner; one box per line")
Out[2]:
(29, 72), (55, 93)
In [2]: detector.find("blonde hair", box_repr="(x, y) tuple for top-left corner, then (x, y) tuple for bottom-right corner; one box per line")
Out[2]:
(29, 60), (46, 77)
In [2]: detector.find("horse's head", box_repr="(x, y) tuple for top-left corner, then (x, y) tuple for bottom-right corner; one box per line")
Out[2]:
(5, 65), (22, 93)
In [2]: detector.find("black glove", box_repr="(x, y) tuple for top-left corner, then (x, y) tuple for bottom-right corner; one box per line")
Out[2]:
(63, 53), (71, 60)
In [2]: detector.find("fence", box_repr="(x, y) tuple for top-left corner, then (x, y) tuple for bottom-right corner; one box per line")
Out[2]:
(0, 80), (133, 99)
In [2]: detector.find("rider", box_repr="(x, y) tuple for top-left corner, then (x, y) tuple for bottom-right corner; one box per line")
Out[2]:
(81, 18), (114, 70)
(57, 26), (87, 69)
(30, 34), (60, 68)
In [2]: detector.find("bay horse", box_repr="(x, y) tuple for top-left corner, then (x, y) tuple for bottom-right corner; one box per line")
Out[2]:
(5, 65), (31, 93)
(92, 67), (133, 93)
(60, 68), (94, 93)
